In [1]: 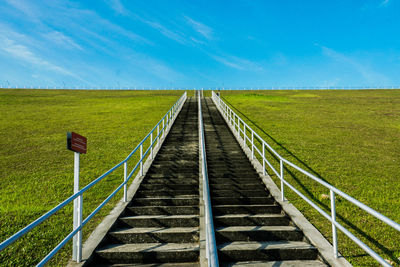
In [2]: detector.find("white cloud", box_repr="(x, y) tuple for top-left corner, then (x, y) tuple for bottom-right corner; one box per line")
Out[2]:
(4, 0), (40, 20)
(317, 44), (389, 84)
(211, 54), (263, 71)
(142, 19), (188, 44)
(43, 31), (83, 50)
(184, 16), (213, 40)
(106, 0), (127, 14)
(0, 36), (80, 79)
(380, 0), (390, 7)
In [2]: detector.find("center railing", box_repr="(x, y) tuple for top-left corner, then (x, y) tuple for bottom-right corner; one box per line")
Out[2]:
(211, 91), (400, 267)
(198, 92), (219, 266)
(0, 92), (187, 266)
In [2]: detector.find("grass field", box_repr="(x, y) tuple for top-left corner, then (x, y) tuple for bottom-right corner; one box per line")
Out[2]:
(221, 90), (400, 266)
(0, 89), (185, 266)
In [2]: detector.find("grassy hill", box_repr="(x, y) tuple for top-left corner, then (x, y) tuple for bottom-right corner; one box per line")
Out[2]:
(0, 89), (184, 266)
(221, 90), (400, 266)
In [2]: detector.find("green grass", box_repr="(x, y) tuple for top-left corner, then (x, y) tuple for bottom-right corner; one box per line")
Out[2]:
(0, 89), (186, 266)
(221, 90), (400, 266)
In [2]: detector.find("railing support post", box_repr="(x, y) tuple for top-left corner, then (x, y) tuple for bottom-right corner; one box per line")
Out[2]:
(243, 125), (246, 147)
(162, 119), (165, 138)
(237, 119), (240, 138)
(262, 142), (266, 175)
(251, 131), (254, 159)
(72, 152), (82, 262)
(330, 190), (338, 258)
(150, 133), (153, 159)
(123, 162), (127, 202)
(280, 159), (285, 201)
(140, 144), (143, 176)
(157, 125), (160, 147)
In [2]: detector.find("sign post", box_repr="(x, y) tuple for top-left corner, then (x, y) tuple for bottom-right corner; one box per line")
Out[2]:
(67, 132), (87, 263)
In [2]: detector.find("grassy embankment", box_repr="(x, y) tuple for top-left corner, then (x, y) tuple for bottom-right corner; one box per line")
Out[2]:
(221, 90), (400, 266)
(0, 89), (185, 266)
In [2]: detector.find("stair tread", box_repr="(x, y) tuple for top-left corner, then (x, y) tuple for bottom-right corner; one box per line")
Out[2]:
(96, 263), (199, 267)
(221, 260), (327, 267)
(218, 241), (316, 251)
(133, 197), (198, 200)
(121, 214), (198, 220)
(216, 226), (299, 232)
(111, 227), (199, 234)
(213, 204), (277, 208)
(97, 242), (199, 253)
(215, 214), (286, 219)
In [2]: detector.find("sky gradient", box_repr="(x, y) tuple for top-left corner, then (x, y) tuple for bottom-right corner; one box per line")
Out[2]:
(0, 0), (399, 89)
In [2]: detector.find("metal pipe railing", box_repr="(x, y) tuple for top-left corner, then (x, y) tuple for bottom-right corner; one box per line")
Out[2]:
(211, 91), (400, 267)
(198, 91), (219, 267)
(0, 92), (187, 266)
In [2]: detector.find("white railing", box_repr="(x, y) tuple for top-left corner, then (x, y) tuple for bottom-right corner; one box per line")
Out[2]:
(0, 92), (187, 266)
(211, 91), (400, 267)
(198, 92), (219, 266)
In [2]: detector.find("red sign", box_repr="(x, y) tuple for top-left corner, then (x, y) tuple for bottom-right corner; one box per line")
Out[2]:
(67, 132), (87, 154)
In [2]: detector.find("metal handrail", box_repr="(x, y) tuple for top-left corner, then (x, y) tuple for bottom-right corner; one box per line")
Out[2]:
(211, 91), (400, 267)
(0, 92), (187, 266)
(198, 92), (219, 266)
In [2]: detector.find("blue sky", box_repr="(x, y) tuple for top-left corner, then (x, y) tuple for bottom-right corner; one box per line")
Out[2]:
(0, 0), (399, 89)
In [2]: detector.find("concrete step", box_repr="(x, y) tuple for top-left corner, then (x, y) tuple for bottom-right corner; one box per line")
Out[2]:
(209, 178), (261, 184)
(146, 169), (198, 176)
(208, 172), (260, 179)
(207, 155), (252, 160)
(142, 178), (198, 184)
(208, 167), (257, 174)
(214, 214), (290, 227)
(208, 162), (255, 169)
(210, 184), (265, 190)
(213, 205), (281, 215)
(158, 146), (198, 152)
(215, 226), (303, 242)
(220, 260), (327, 267)
(212, 197), (275, 205)
(95, 242), (199, 264)
(119, 215), (199, 228)
(217, 241), (318, 262)
(210, 190), (268, 198)
(133, 194), (198, 199)
(107, 227), (199, 243)
(140, 184), (197, 191)
(150, 163), (199, 169)
(151, 160), (198, 166)
(135, 190), (198, 198)
(130, 197), (199, 207)
(155, 153), (198, 159)
(126, 206), (199, 216)
(93, 263), (199, 267)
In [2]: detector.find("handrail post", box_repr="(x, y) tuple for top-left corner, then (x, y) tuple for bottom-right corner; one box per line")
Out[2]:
(123, 162), (127, 202)
(140, 144), (143, 176)
(243, 124), (246, 147)
(237, 119), (240, 138)
(72, 152), (82, 262)
(157, 125), (160, 147)
(280, 159), (285, 201)
(251, 130), (254, 159)
(150, 133), (153, 159)
(262, 142), (266, 175)
(330, 189), (338, 258)
(77, 193), (82, 262)
(162, 119), (165, 138)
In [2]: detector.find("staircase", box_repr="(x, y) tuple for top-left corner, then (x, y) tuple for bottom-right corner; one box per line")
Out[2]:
(85, 96), (330, 266)
(201, 98), (327, 266)
(89, 97), (200, 266)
